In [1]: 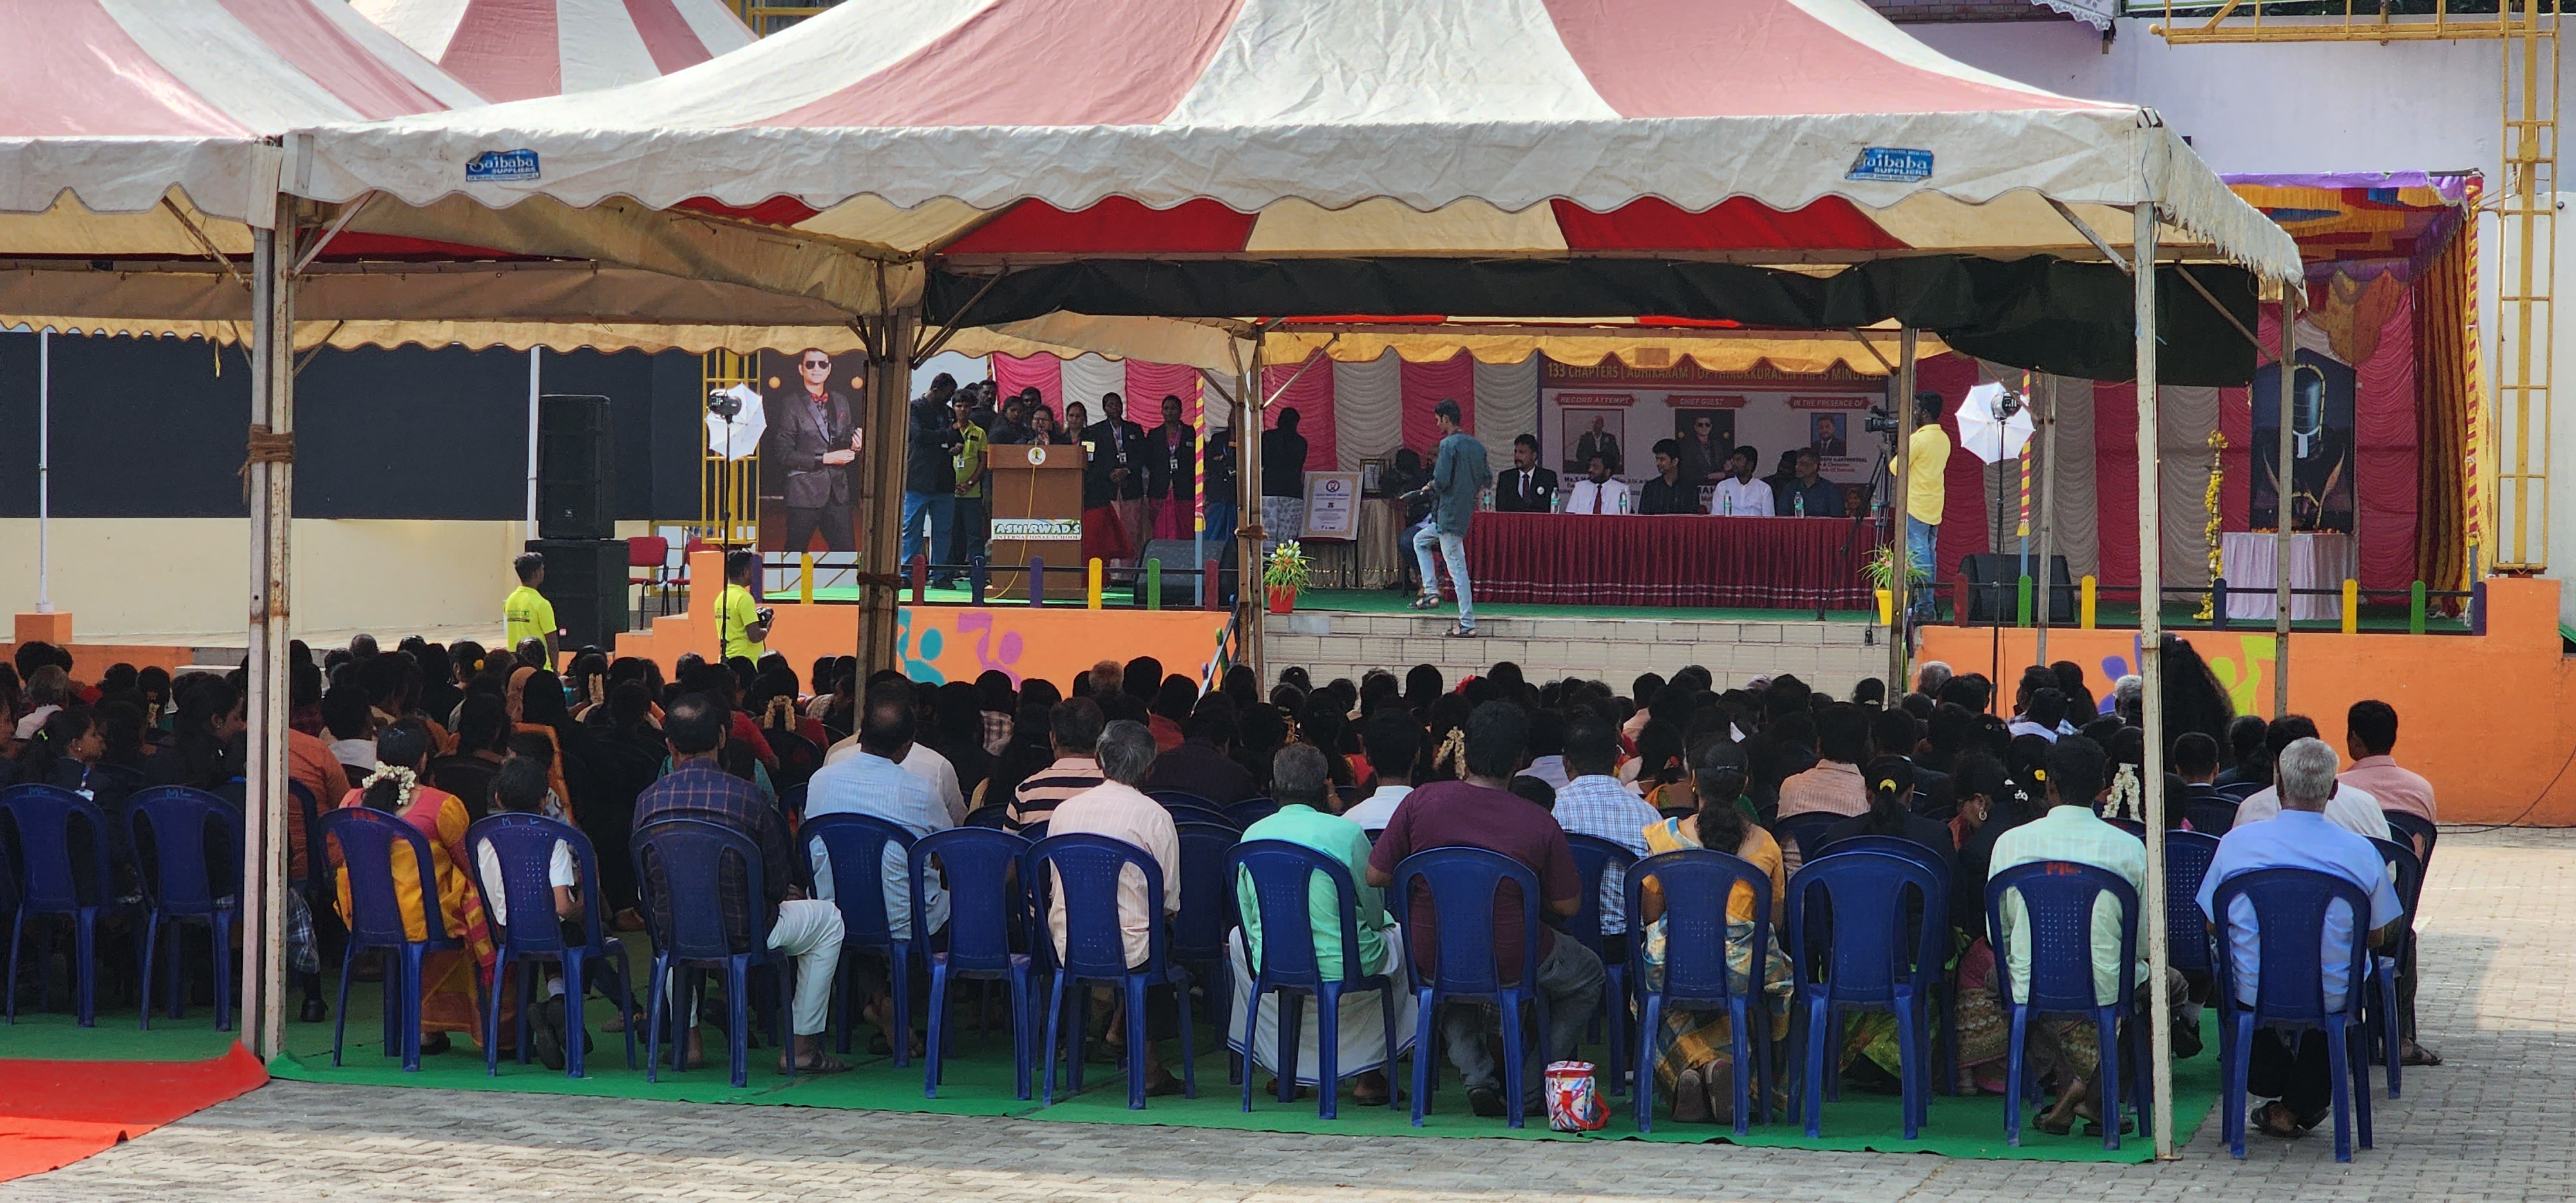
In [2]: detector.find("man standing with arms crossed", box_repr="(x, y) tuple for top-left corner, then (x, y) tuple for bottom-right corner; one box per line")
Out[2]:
(1408, 399), (1488, 638)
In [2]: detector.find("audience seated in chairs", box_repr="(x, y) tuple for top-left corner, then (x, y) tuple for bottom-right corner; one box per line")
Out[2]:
(1142, 696), (1262, 808)
(1636, 738), (1794, 1124)
(631, 693), (848, 1075)
(1229, 742), (1411, 1104)
(1043, 719), (1186, 1095)
(802, 691), (954, 1055)
(1338, 710), (1421, 834)
(471, 756), (634, 1068)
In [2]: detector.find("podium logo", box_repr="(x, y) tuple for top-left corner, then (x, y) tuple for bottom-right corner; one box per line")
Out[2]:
(1025, 446), (1048, 466)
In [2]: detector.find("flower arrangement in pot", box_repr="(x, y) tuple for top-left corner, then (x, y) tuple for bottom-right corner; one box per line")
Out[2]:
(1263, 541), (1312, 614)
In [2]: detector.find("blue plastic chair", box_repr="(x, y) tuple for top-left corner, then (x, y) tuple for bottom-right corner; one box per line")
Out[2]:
(777, 782), (810, 823)
(3, 784), (118, 1027)
(1624, 848), (1774, 1135)
(1028, 833), (1198, 1108)
(1165, 804), (1235, 830)
(1983, 861), (2150, 1150)
(1784, 849), (1946, 1139)
(2213, 780), (2263, 804)
(1819, 833), (1960, 1096)
(126, 787), (243, 1032)
(800, 813), (920, 1065)
(1147, 790), (1215, 811)
(631, 819), (799, 1089)
(1173, 822), (1238, 1053)
(1224, 797), (1282, 828)
(2104, 817), (2148, 837)
(961, 804), (1012, 830)
(464, 813), (636, 1078)
(2364, 835), (2425, 1099)
(2382, 810), (2437, 866)
(2163, 831), (2222, 980)
(1229, 838), (1401, 1118)
(914, 827), (1037, 1099)
(2210, 867), (2377, 1162)
(1770, 813), (1840, 868)
(318, 806), (460, 1070)
(1562, 833), (1633, 1099)
(1390, 846), (1549, 1128)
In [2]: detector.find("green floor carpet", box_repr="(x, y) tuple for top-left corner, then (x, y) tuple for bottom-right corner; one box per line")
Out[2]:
(10, 969), (2208, 1161)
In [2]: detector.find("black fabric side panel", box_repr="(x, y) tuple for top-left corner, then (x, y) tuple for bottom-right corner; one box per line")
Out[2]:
(297, 345), (527, 519)
(0, 331), (252, 517)
(929, 256), (2259, 386)
(648, 352), (706, 522)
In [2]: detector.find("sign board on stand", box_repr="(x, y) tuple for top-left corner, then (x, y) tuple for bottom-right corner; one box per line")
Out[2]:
(1302, 472), (1361, 541)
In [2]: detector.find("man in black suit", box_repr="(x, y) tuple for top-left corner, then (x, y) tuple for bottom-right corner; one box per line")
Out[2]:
(1492, 433), (1558, 513)
(1573, 413), (1622, 477)
(1142, 393), (1197, 544)
(1083, 390), (1150, 562)
(774, 347), (858, 553)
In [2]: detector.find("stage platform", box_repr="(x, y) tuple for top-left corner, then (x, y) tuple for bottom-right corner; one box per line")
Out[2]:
(1267, 591), (1887, 694)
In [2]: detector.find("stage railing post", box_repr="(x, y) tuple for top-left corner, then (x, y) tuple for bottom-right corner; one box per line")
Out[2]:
(1203, 560), (1222, 611)
(970, 556), (987, 605)
(2079, 575), (2098, 629)
(2016, 574), (2032, 627)
(1028, 558), (1045, 608)
(1088, 558), (1104, 610)
(799, 553), (815, 605)
(2342, 579), (2360, 634)
(1953, 578), (1969, 628)
(910, 554), (927, 604)
(2409, 580), (2427, 634)
(1147, 559), (1163, 611)
(2212, 576), (2229, 630)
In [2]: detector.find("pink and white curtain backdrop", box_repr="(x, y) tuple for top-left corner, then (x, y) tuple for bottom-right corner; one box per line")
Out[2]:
(991, 354), (1206, 428)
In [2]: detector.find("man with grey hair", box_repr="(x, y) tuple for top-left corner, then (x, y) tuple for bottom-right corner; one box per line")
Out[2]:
(2195, 735), (2403, 1141)
(1230, 743), (1414, 1104)
(1913, 661), (1952, 698)
(1045, 719), (1186, 1095)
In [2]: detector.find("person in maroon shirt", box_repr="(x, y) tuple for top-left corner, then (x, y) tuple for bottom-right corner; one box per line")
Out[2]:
(1367, 701), (1603, 1118)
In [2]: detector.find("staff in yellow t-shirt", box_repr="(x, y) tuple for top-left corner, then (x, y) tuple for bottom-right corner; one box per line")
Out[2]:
(1897, 392), (1953, 621)
(717, 548), (773, 664)
(504, 551), (563, 667)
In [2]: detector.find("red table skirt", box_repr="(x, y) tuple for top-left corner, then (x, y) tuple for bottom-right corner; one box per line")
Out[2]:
(1460, 511), (1876, 609)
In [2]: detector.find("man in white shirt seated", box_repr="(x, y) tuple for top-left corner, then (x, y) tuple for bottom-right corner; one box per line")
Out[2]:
(1564, 454), (1631, 516)
(2230, 715), (2391, 840)
(804, 693), (954, 1048)
(1340, 711), (1419, 832)
(823, 681), (967, 825)
(1710, 446), (1776, 516)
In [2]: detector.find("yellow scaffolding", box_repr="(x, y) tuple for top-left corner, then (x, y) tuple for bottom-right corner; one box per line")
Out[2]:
(731, 1), (838, 35)
(700, 350), (762, 548)
(2155, 0), (2559, 574)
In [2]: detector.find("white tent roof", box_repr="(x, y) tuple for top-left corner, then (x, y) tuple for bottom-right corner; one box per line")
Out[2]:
(286, 0), (2299, 281)
(352, 0), (754, 102)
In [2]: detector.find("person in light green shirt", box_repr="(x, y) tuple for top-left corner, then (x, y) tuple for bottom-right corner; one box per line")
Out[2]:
(1227, 742), (1414, 1103)
(717, 548), (772, 663)
(504, 552), (560, 666)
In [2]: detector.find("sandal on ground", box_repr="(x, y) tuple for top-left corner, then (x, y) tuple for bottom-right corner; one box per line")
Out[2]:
(1142, 1068), (1185, 1097)
(1672, 1066), (1710, 1123)
(1704, 1067), (1736, 1126)
(2251, 1100), (2310, 1139)
(1350, 1073), (1390, 1106)
(782, 1050), (851, 1074)
(2401, 1041), (2443, 1066)
(1409, 594), (1443, 611)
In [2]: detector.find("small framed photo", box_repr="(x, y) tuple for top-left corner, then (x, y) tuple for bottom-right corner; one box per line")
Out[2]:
(1360, 457), (1388, 495)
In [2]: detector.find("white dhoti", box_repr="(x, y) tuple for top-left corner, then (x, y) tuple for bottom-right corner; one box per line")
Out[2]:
(1226, 925), (1417, 1085)
(1258, 496), (1306, 553)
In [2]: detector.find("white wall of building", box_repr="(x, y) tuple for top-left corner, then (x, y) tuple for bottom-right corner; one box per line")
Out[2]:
(1919, 16), (2575, 620)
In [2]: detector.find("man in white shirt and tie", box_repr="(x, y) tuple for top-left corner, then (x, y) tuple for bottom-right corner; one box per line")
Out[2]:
(1710, 446), (1776, 516)
(1565, 454), (1631, 515)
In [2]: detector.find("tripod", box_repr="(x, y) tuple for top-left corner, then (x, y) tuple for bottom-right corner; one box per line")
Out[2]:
(1833, 437), (1898, 627)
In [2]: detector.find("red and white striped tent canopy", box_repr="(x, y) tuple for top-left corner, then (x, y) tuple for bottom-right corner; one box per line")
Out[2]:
(0, 0), (1114, 357)
(352, 0), (754, 102)
(293, 0), (2297, 266)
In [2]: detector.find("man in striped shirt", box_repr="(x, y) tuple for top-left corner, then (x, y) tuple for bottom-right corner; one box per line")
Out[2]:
(1007, 697), (1107, 833)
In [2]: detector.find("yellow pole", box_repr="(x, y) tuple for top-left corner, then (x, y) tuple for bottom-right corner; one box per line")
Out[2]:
(799, 552), (814, 604)
(2079, 575), (2098, 630)
(1088, 558), (1104, 610)
(2342, 578), (2360, 634)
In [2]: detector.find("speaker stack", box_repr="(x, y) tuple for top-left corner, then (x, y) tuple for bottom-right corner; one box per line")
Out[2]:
(531, 393), (627, 648)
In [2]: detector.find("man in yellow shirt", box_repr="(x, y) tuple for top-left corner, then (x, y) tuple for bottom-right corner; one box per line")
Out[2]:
(718, 549), (772, 664)
(1898, 391), (1952, 622)
(504, 552), (562, 667)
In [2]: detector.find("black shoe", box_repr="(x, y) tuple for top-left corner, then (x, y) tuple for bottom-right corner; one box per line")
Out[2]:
(299, 997), (328, 1023)
(532, 998), (567, 1071)
(1467, 1085), (1506, 1117)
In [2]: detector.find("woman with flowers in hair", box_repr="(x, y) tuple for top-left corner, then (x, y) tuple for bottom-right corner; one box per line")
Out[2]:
(337, 719), (499, 1052)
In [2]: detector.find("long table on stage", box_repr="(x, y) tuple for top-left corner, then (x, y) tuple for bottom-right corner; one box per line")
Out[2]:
(1462, 511), (1876, 610)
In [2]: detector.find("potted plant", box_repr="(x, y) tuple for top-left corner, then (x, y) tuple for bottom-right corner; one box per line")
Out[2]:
(1862, 545), (1931, 625)
(1263, 541), (1312, 614)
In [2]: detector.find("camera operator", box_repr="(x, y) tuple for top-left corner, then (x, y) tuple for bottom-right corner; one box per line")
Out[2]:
(1895, 390), (1951, 620)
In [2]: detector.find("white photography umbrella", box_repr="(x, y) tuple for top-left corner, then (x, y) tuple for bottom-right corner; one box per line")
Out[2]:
(706, 383), (768, 460)
(1956, 381), (2034, 465)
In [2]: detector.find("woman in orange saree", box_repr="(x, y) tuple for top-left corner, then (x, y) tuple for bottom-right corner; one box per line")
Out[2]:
(337, 721), (500, 1050)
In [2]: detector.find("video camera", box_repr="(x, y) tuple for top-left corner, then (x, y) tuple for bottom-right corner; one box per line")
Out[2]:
(1862, 406), (1901, 436)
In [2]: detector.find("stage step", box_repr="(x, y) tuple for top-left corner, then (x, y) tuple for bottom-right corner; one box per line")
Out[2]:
(1262, 611), (1892, 697)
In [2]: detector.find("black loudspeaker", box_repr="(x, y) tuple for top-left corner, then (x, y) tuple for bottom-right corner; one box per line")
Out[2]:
(1958, 553), (2076, 625)
(1135, 537), (1239, 606)
(526, 538), (629, 650)
(538, 393), (615, 540)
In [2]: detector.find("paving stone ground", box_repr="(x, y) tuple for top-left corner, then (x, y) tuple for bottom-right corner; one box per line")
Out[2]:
(8, 826), (2568, 1202)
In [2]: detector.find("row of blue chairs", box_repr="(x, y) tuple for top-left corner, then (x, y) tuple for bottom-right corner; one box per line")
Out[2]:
(2, 783), (244, 1030)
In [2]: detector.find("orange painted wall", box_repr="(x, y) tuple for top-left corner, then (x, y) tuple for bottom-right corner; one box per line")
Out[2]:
(10, 612), (201, 676)
(1919, 576), (2575, 826)
(616, 552), (1233, 693)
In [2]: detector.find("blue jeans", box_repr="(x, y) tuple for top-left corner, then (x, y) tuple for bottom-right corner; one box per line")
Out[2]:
(1412, 523), (1474, 629)
(1906, 516), (1938, 618)
(900, 491), (954, 575)
(1202, 500), (1238, 558)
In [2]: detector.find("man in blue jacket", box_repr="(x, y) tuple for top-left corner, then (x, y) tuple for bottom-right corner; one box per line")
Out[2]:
(1408, 399), (1488, 638)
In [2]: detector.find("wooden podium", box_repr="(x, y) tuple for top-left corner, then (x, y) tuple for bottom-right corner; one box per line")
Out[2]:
(984, 442), (1088, 600)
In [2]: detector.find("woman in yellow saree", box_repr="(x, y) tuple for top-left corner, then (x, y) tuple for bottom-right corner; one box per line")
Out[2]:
(1635, 741), (1794, 1125)
(337, 721), (500, 1051)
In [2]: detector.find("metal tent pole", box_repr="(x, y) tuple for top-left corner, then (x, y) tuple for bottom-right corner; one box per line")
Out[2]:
(2134, 202), (2175, 1160)
(524, 348), (542, 542)
(37, 327), (50, 614)
(861, 308), (919, 675)
(2275, 294), (2297, 715)
(1889, 328), (1917, 692)
(2035, 375), (2059, 667)
(242, 213), (298, 1061)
